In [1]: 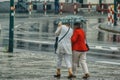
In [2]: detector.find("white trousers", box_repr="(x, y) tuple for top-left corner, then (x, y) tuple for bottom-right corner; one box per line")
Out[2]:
(72, 51), (89, 74)
(57, 53), (72, 69)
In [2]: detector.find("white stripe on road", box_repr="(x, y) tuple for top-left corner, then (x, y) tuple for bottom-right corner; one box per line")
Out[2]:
(92, 46), (120, 51)
(15, 24), (21, 28)
(96, 61), (120, 65)
(95, 46), (103, 49)
(110, 47), (119, 51)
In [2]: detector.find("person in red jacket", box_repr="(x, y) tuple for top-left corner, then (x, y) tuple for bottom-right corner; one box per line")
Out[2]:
(71, 22), (90, 79)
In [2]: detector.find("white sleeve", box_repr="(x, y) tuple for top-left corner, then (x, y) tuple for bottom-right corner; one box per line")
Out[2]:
(55, 27), (62, 36)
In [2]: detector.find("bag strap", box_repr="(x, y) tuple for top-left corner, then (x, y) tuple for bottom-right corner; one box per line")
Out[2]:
(58, 27), (70, 42)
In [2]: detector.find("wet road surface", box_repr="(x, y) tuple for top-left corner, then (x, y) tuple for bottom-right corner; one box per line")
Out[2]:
(0, 50), (120, 80)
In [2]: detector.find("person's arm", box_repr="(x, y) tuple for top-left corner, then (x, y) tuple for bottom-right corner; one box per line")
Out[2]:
(71, 30), (78, 43)
(55, 26), (62, 36)
(55, 22), (62, 36)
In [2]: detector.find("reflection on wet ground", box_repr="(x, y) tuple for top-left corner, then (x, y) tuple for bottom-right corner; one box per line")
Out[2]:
(0, 14), (120, 80)
(87, 18), (120, 44)
(0, 51), (120, 80)
(0, 17), (120, 52)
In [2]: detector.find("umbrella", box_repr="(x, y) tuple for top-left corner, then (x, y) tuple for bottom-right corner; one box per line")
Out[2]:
(54, 15), (87, 24)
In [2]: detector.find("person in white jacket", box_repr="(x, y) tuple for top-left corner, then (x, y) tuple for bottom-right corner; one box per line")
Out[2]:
(54, 22), (75, 79)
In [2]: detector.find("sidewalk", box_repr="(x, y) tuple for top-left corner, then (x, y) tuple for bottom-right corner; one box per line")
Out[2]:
(0, 50), (120, 80)
(99, 22), (120, 34)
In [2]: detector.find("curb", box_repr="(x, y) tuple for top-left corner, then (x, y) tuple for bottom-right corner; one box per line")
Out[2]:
(99, 25), (120, 34)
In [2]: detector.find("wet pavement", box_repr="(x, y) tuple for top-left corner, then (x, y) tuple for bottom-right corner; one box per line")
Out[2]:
(0, 50), (120, 80)
(0, 13), (120, 80)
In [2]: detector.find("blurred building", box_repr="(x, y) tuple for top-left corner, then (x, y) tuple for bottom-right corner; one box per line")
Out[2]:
(0, 0), (115, 12)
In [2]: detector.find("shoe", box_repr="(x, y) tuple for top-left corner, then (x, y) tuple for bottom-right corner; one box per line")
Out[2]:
(54, 74), (61, 78)
(54, 69), (61, 78)
(82, 73), (90, 79)
(68, 75), (76, 79)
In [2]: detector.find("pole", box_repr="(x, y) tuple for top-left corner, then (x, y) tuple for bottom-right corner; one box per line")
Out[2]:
(29, 0), (32, 15)
(74, 2), (77, 14)
(54, 0), (59, 14)
(60, 2), (63, 15)
(101, 4), (104, 14)
(44, 0), (47, 15)
(118, 3), (120, 20)
(99, 0), (102, 8)
(71, 0), (73, 3)
(8, 0), (14, 52)
(108, 6), (111, 25)
(88, 2), (91, 13)
(114, 0), (117, 26)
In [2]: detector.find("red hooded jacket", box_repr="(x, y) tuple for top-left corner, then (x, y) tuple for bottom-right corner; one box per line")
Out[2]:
(71, 28), (88, 52)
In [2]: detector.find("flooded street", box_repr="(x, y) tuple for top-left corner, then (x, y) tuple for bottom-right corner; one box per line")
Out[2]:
(1, 16), (119, 51)
(0, 0), (120, 79)
(0, 14), (120, 80)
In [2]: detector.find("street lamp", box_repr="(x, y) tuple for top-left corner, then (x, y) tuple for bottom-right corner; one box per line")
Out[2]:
(8, 0), (15, 52)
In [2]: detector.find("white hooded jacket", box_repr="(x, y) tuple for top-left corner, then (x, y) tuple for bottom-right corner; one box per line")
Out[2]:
(55, 25), (73, 54)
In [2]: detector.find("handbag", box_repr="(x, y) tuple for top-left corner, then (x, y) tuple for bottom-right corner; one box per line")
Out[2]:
(85, 33), (89, 51)
(54, 36), (58, 53)
(54, 27), (70, 53)
(86, 43), (89, 51)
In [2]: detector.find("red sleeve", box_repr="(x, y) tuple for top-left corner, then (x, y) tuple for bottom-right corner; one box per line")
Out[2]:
(71, 30), (78, 43)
